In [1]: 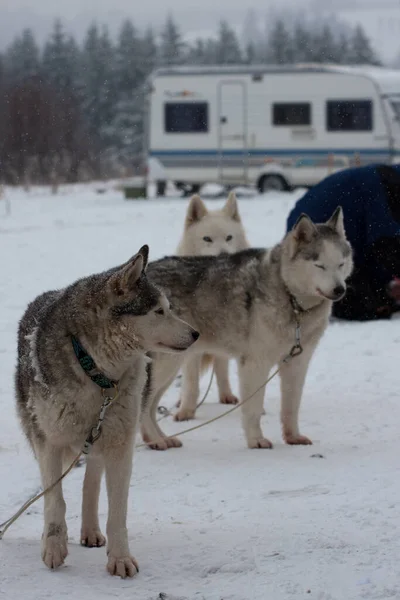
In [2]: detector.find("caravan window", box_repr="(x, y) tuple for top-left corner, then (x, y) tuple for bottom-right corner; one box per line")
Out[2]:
(326, 100), (373, 131)
(272, 103), (311, 126)
(164, 102), (208, 133)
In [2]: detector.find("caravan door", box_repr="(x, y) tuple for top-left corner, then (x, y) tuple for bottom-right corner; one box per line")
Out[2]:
(218, 81), (247, 184)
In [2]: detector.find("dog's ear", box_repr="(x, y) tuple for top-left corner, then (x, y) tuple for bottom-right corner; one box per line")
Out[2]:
(292, 213), (317, 243)
(326, 206), (345, 237)
(185, 195), (208, 226)
(110, 247), (148, 294)
(222, 191), (241, 221)
(137, 244), (149, 272)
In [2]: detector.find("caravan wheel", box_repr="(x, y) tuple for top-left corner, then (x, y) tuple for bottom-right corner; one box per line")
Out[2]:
(258, 174), (288, 194)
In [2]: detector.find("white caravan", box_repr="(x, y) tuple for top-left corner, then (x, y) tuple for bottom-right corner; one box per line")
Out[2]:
(146, 64), (400, 193)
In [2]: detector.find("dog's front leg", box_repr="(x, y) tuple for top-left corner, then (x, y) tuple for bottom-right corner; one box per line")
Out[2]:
(214, 357), (238, 405)
(279, 347), (314, 445)
(34, 440), (68, 570)
(238, 356), (273, 449)
(141, 354), (182, 450)
(174, 354), (202, 421)
(104, 436), (138, 578)
(81, 455), (106, 547)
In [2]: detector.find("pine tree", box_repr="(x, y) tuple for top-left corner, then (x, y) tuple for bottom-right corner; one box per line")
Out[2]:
(337, 32), (351, 64)
(349, 24), (381, 65)
(242, 10), (261, 58)
(215, 20), (242, 64)
(186, 39), (207, 65)
(42, 20), (80, 96)
(141, 27), (158, 75)
(80, 23), (116, 152)
(203, 38), (218, 64)
(245, 42), (257, 65)
(159, 15), (185, 66)
(292, 23), (313, 63)
(5, 28), (40, 83)
(109, 19), (149, 169)
(311, 25), (339, 63)
(266, 19), (294, 64)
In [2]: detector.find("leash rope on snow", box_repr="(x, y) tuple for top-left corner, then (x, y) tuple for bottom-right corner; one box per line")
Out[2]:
(136, 333), (302, 450)
(0, 386), (119, 540)
(0, 303), (303, 537)
(139, 297), (304, 449)
(157, 367), (215, 421)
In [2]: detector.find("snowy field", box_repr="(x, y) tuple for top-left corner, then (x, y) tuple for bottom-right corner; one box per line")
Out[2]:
(0, 184), (399, 600)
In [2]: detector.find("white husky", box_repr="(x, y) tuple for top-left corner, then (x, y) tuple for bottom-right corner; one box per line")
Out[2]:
(175, 192), (250, 421)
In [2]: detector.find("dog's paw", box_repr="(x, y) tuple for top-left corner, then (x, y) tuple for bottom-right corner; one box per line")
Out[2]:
(174, 407), (195, 421)
(219, 394), (239, 405)
(147, 438), (169, 450)
(284, 433), (313, 445)
(165, 435), (183, 448)
(42, 534), (68, 570)
(80, 527), (106, 548)
(247, 437), (273, 449)
(107, 554), (139, 578)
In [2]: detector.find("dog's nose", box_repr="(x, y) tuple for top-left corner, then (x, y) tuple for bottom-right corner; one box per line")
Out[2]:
(191, 330), (200, 341)
(333, 285), (345, 298)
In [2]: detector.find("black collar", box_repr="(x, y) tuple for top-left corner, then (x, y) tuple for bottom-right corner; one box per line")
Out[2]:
(286, 290), (306, 316)
(71, 336), (118, 390)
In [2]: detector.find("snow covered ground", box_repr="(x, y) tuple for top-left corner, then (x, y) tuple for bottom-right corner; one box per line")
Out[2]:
(0, 184), (399, 600)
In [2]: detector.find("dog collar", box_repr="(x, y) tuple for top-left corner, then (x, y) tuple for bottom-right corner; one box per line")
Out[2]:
(286, 289), (305, 315)
(71, 335), (118, 389)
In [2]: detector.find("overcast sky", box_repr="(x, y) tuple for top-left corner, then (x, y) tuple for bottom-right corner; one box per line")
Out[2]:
(0, 0), (300, 48)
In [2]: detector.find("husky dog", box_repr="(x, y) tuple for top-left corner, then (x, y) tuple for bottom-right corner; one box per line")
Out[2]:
(15, 245), (198, 577)
(175, 192), (250, 421)
(141, 208), (353, 451)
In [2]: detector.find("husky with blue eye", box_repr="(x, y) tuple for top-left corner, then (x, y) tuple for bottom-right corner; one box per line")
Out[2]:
(141, 208), (353, 451)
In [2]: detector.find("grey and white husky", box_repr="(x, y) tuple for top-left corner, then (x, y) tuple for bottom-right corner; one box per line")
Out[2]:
(15, 245), (198, 577)
(141, 208), (353, 450)
(175, 192), (250, 421)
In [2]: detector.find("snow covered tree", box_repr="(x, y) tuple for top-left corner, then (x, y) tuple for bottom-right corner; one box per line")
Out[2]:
(311, 25), (339, 63)
(348, 25), (381, 65)
(242, 10), (262, 60)
(5, 28), (40, 83)
(80, 23), (116, 167)
(292, 23), (313, 63)
(215, 20), (242, 64)
(141, 27), (158, 75)
(245, 42), (257, 65)
(266, 19), (294, 64)
(336, 32), (351, 64)
(186, 39), (204, 65)
(107, 20), (149, 171)
(42, 20), (80, 97)
(159, 15), (185, 66)
(41, 20), (85, 181)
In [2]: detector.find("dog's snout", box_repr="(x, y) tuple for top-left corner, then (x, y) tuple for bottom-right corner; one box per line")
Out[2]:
(191, 330), (200, 341)
(333, 285), (345, 298)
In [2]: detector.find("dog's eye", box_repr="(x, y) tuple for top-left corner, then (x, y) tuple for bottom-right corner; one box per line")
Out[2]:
(339, 262), (344, 268)
(226, 235), (233, 241)
(203, 236), (212, 243)
(315, 264), (326, 270)
(155, 308), (164, 315)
